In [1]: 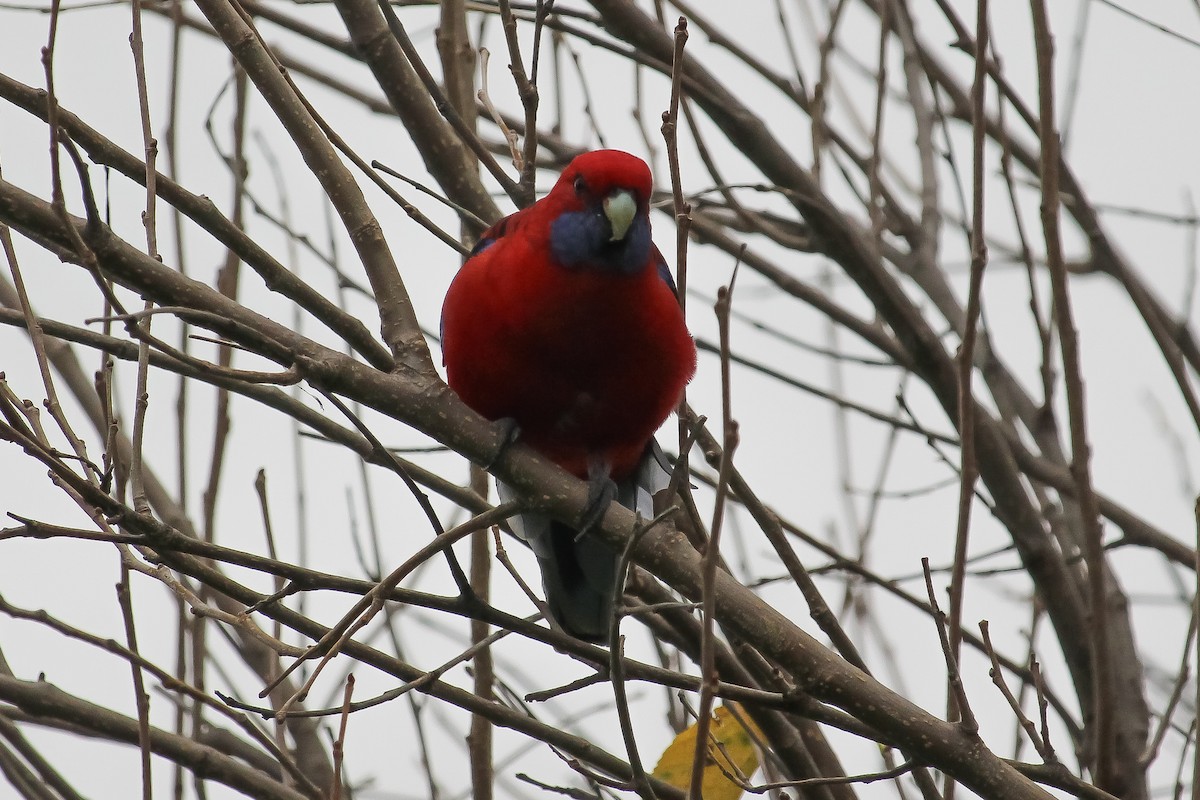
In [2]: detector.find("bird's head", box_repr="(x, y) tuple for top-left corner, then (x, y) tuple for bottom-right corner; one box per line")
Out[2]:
(547, 150), (654, 275)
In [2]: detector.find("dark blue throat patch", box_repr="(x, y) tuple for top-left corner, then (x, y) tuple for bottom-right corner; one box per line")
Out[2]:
(549, 208), (651, 275)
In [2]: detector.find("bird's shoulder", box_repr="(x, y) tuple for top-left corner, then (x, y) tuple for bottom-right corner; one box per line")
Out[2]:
(468, 200), (558, 259)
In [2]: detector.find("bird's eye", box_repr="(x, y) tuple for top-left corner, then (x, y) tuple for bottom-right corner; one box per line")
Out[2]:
(573, 175), (587, 195)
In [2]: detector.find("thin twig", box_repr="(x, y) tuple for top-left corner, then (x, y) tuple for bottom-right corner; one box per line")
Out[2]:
(117, 563), (154, 800)
(660, 15), (692, 532)
(1193, 497), (1200, 800)
(690, 264), (739, 800)
(947, 2), (989, 768)
(1030, 1), (1115, 789)
(979, 620), (1049, 760)
(921, 558), (978, 735)
(496, 0), (539, 203)
(330, 674), (354, 800)
(127, 0), (159, 515)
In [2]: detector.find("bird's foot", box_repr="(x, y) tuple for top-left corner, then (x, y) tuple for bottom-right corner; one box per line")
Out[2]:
(484, 417), (521, 470)
(576, 460), (617, 539)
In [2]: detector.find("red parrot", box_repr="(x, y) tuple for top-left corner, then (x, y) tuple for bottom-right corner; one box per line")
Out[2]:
(441, 149), (696, 641)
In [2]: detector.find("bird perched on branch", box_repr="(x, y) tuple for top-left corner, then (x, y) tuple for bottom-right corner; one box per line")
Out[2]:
(441, 149), (696, 641)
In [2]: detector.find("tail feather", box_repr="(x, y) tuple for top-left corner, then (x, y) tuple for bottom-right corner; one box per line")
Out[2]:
(539, 520), (617, 642)
(498, 441), (672, 642)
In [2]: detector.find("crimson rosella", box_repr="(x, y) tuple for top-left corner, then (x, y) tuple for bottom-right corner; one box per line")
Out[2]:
(440, 149), (696, 641)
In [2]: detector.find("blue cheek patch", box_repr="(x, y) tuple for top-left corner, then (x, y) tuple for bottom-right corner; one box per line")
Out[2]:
(550, 209), (652, 275)
(550, 210), (605, 267)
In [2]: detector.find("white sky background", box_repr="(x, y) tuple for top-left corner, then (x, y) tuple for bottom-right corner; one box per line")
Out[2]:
(1, 1), (1200, 798)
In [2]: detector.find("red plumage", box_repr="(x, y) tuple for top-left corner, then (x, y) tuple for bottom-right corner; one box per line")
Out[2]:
(441, 150), (695, 480)
(440, 149), (696, 640)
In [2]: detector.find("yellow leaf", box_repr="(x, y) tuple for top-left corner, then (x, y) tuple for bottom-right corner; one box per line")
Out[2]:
(651, 703), (762, 800)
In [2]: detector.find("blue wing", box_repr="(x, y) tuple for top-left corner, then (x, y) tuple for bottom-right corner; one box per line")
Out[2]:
(653, 245), (679, 296)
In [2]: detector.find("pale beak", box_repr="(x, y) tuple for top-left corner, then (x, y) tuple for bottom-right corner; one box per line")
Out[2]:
(603, 189), (637, 242)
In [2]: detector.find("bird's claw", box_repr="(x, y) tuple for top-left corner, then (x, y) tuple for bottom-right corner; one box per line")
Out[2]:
(576, 472), (618, 540)
(484, 417), (521, 470)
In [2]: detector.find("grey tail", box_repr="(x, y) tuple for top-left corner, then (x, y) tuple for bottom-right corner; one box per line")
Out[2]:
(538, 520), (618, 642)
(498, 441), (673, 643)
